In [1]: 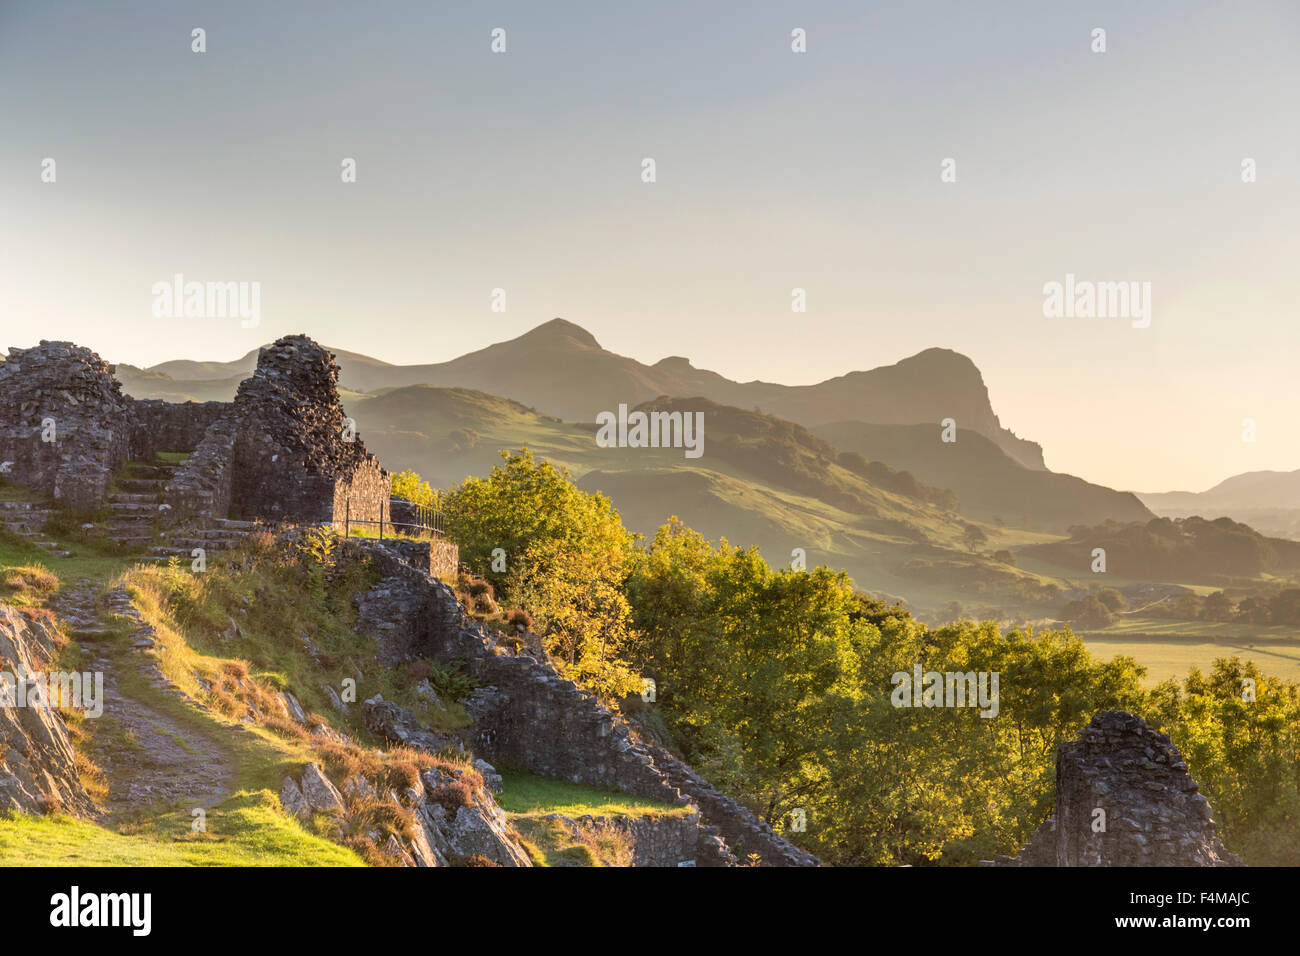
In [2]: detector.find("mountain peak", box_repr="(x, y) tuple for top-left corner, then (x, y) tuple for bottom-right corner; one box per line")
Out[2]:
(517, 318), (601, 350)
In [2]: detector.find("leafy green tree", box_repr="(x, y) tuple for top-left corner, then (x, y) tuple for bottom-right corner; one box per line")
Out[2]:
(390, 469), (439, 509)
(442, 448), (631, 592)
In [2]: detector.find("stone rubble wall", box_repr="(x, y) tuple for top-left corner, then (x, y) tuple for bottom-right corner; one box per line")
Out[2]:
(332, 455), (392, 534)
(161, 415), (238, 523)
(989, 710), (1241, 867)
(130, 399), (231, 462)
(542, 810), (707, 867)
(353, 541), (818, 867)
(0, 341), (135, 512)
(2, 336), (390, 531)
(353, 538), (459, 583)
(228, 335), (382, 525)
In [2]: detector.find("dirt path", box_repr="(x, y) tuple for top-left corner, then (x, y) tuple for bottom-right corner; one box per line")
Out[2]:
(54, 580), (235, 819)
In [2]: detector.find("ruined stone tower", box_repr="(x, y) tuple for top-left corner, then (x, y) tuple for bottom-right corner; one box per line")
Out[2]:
(993, 710), (1241, 867)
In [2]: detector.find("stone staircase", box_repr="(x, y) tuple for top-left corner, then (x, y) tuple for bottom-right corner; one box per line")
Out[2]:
(147, 518), (258, 561)
(104, 458), (181, 550)
(102, 456), (259, 562)
(0, 500), (70, 558)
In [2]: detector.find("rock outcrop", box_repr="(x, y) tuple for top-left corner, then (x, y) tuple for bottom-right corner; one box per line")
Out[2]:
(990, 711), (1241, 867)
(0, 604), (95, 815)
(279, 758), (531, 867)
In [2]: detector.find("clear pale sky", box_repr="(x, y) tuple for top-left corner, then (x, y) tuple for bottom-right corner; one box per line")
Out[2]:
(2, 1), (1297, 492)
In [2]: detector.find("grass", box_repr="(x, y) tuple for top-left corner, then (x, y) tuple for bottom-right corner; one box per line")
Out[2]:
(496, 770), (678, 866)
(0, 796), (363, 866)
(127, 543), (472, 741)
(495, 769), (688, 818)
(0, 529), (464, 866)
(1078, 613), (1300, 684)
(1084, 636), (1300, 685)
(511, 814), (634, 867)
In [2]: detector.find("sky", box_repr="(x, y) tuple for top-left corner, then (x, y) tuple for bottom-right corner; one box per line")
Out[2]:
(2, 0), (1297, 492)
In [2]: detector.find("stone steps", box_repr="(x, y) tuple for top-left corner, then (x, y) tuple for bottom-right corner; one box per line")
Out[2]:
(107, 493), (161, 507)
(0, 501), (71, 558)
(116, 478), (168, 494)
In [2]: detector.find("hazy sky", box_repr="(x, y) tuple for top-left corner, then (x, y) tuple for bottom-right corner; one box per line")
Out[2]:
(2, 1), (1297, 492)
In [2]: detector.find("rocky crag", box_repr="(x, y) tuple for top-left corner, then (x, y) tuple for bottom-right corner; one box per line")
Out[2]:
(0, 604), (95, 815)
(989, 710), (1241, 867)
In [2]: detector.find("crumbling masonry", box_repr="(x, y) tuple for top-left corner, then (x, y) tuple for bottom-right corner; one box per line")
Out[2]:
(989, 710), (1240, 867)
(0, 336), (392, 534)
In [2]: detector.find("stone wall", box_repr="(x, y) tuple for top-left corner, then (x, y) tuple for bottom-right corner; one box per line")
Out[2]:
(161, 415), (238, 522)
(332, 456), (392, 534)
(229, 335), (385, 525)
(131, 399), (231, 462)
(543, 811), (706, 867)
(989, 711), (1241, 867)
(2, 336), (398, 532)
(356, 537), (459, 582)
(0, 342), (135, 512)
(352, 541), (818, 867)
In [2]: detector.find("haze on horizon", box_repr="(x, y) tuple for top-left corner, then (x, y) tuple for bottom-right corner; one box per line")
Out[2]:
(2, 0), (1297, 493)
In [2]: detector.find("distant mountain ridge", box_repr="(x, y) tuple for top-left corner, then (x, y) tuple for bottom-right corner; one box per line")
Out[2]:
(1138, 470), (1300, 542)
(815, 420), (1151, 532)
(117, 318), (1046, 470)
(1139, 470), (1300, 511)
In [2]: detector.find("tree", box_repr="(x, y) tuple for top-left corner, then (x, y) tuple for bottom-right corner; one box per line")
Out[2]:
(442, 448), (632, 592)
(443, 448), (639, 700)
(390, 469), (438, 509)
(1061, 595), (1114, 629)
(961, 524), (988, 553)
(1097, 588), (1127, 613)
(1201, 590), (1234, 622)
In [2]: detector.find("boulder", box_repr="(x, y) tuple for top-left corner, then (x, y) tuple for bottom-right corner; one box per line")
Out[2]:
(279, 776), (311, 819)
(299, 762), (345, 815)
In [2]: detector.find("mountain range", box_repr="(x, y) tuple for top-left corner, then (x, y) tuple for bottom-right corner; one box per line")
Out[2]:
(118, 318), (1046, 470)
(1138, 471), (1300, 541)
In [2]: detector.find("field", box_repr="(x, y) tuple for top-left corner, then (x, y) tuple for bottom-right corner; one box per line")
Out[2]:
(1082, 617), (1300, 683)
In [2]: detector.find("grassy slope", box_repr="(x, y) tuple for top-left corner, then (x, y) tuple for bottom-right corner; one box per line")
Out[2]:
(496, 769), (690, 868)
(0, 536), (371, 865)
(345, 385), (1070, 612)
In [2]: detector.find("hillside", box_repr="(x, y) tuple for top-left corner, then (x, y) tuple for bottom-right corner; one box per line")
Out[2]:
(117, 319), (1046, 470)
(1139, 470), (1300, 541)
(344, 384), (1065, 616)
(1025, 516), (1300, 584)
(815, 420), (1153, 532)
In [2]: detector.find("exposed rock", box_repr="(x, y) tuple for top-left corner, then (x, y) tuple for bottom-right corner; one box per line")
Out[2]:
(279, 776), (311, 819)
(473, 758), (503, 794)
(342, 775), (377, 803)
(280, 691), (306, 724)
(0, 604), (96, 816)
(363, 695), (454, 752)
(440, 787), (532, 867)
(299, 762), (346, 815)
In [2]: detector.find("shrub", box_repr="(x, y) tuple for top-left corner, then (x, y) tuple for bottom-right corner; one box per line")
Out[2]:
(426, 781), (475, 813)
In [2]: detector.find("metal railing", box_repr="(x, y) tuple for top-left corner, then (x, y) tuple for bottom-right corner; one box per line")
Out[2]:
(340, 496), (443, 540)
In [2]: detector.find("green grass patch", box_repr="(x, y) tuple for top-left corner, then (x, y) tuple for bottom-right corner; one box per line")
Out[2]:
(0, 794), (363, 866)
(496, 769), (688, 819)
